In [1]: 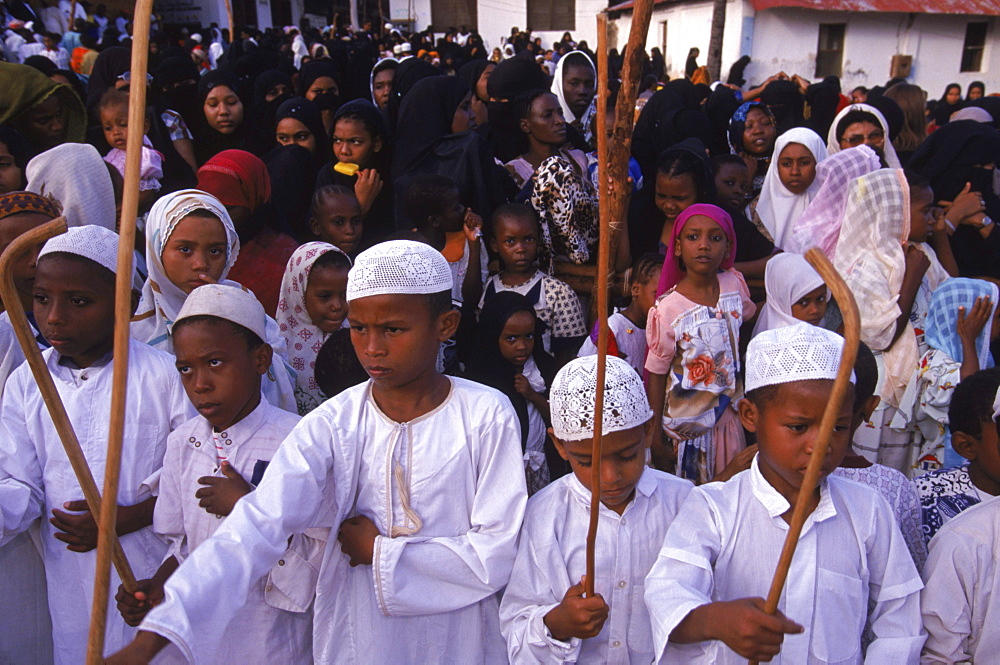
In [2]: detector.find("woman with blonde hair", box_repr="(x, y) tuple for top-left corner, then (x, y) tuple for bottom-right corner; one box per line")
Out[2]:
(884, 83), (928, 166)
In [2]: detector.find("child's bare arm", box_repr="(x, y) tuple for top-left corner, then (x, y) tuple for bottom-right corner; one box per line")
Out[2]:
(462, 209), (484, 307)
(646, 372), (672, 471)
(670, 598), (803, 661)
(104, 630), (171, 665)
(543, 577), (609, 642)
(892, 245), (930, 345)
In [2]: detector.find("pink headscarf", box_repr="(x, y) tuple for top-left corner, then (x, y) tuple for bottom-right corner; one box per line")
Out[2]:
(656, 203), (738, 297)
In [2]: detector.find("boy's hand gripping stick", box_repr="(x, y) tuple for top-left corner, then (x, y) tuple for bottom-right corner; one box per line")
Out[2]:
(747, 247), (860, 665)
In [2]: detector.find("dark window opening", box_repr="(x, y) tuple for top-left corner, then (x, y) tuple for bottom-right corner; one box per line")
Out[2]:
(961, 22), (988, 73)
(815, 23), (845, 79)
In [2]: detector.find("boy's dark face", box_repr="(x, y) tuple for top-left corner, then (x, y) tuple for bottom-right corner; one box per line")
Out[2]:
(0, 212), (50, 313)
(714, 163), (750, 211)
(490, 214), (538, 276)
(33, 255), (116, 369)
(739, 380), (854, 505)
(348, 293), (458, 392)
(434, 189), (465, 233)
(553, 423), (650, 515)
(172, 318), (271, 431)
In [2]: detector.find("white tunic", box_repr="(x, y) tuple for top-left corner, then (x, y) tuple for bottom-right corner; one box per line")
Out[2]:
(645, 456), (925, 664)
(920, 495), (1000, 664)
(153, 399), (320, 664)
(142, 377), (527, 664)
(0, 339), (192, 665)
(500, 468), (692, 664)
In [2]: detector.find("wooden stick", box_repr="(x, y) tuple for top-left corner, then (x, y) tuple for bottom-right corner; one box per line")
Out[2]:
(67, 0), (77, 33)
(747, 247), (859, 665)
(225, 0), (235, 40)
(86, 0), (152, 658)
(584, 11), (611, 600)
(0, 220), (138, 595)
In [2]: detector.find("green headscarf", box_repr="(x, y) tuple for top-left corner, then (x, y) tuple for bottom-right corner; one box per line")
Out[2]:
(0, 62), (86, 145)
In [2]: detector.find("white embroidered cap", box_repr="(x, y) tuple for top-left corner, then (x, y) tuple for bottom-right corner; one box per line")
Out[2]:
(746, 322), (855, 393)
(38, 225), (133, 282)
(175, 283), (268, 341)
(346, 239), (452, 301)
(549, 355), (653, 441)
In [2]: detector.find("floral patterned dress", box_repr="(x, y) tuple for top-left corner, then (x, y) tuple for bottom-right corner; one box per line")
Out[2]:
(645, 270), (756, 484)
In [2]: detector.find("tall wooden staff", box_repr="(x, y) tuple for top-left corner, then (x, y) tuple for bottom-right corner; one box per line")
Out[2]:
(224, 0), (235, 40)
(0, 220), (139, 588)
(86, 0), (153, 659)
(584, 0), (655, 598)
(67, 0), (77, 32)
(747, 247), (860, 665)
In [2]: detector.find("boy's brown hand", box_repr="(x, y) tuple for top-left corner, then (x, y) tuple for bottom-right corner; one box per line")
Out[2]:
(115, 578), (165, 627)
(463, 208), (483, 243)
(713, 598), (803, 661)
(543, 577), (610, 642)
(195, 462), (252, 517)
(513, 373), (534, 397)
(354, 169), (383, 214)
(957, 297), (992, 344)
(50, 500), (98, 551)
(338, 515), (380, 566)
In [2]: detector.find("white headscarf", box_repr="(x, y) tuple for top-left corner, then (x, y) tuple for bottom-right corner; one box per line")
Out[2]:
(276, 242), (350, 415)
(131, 189), (298, 413)
(756, 127), (827, 250)
(26, 144), (117, 230)
(752, 253), (827, 336)
(826, 103), (901, 169)
(551, 50), (597, 143)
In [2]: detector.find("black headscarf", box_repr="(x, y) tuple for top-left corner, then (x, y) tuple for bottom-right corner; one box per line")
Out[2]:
(263, 143), (315, 241)
(385, 58), (439, 137)
(465, 291), (558, 452)
(22, 55), (57, 76)
(632, 81), (715, 181)
(85, 46), (131, 117)
(457, 59), (490, 102)
(297, 60), (341, 97)
(760, 79), (804, 136)
(727, 56), (751, 87)
(333, 98), (389, 170)
(804, 76), (842, 139)
(933, 83), (962, 126)
(274, 96), (329, 164)
(485, 51), (551, 162)
(192, 70), (247, 164)
(391, 76), (470, 177)
(253, 69), (293, 108)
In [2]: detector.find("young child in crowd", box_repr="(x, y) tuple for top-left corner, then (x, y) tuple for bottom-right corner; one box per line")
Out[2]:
(578, 253), (661, 374)
(711, 153), (774, 283)
(482, 202), (587, 364)
(107, 240), (527, 664)
(276, 242), (351, 415)
(835, 342), (927, 571)
(897, 278), (998, 475)
(650, 141), (714, 254)
(500, 355), (692, 663)
(645, 203), (754, 481)
(98, 88), (163, 211)
(114, 284), (319, 663)
(466, 291), (558, 494)
(645, 323), (925, 663)
(130, 189), (298, 414)
(402, 173), (486, 308)
(0, 226), (192, 664)
(915, 367), (1000, 544)
(752, 252), (828, 335)
(309, 185), (364, 256)
(921, 492), (1000, 661)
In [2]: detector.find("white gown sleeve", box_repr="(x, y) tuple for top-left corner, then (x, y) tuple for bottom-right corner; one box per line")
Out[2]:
(0, 367), (44, 545)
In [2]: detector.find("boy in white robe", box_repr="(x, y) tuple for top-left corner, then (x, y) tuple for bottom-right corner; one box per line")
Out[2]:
(113, 284), (320, 663)
(0, 225), (192, 665)
(499, 355), (692, 663)
(645, 323), (925, 663)
(108, 240), (527, 664)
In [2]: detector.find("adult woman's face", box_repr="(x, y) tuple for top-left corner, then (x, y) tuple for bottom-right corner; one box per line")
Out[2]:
(17, 95), (67, 151)
(476, 63), (495, 102)
(522, 93), (566, 147)
(969, 86), (984, 101)
(945, 87), (961, 105)
(839, 120), (883, 151)
(742, 108), (775, 156)
(0, 142), (24, 195)
(451, 92), (476, 134)
(203, 85), (244, 134)
(306, 76), (339, 101)
(562, 62), (596, 120)
(275, 117), (317, 154)
(265, 83), (290, 103)
(372, 69), (394, 110)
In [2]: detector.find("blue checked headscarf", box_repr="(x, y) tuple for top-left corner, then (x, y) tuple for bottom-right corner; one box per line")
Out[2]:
(925, 278), (998, 369)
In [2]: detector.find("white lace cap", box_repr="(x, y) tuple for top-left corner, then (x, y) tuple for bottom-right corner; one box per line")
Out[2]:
(549, 355), (653, 441)
(38, 225), (133, 282)
(175, 283), (267, 341)
(346, 240), (452, 301)
(746, 322), (855, 393)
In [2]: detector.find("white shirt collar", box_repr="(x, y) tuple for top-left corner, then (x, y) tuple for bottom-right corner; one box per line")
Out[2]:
(749, 454), (837, 526)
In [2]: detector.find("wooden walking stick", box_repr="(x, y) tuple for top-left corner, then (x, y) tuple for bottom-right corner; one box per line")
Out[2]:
(224, 0), (235, 40)
(86, 0), (153, 659)
(67, 0), (77, 32)
(0, 219), (139, 592)
(747, 247), (859, 665)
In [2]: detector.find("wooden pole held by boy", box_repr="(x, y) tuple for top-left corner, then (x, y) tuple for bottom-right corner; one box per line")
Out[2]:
(225, 0), (235, 40)
(86, 0), (153, 659)
(747, 248), (860, 665)
(0, 218), (139, 589)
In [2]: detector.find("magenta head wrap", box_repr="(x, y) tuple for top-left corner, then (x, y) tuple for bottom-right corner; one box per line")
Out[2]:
(656, 203), (737, 297)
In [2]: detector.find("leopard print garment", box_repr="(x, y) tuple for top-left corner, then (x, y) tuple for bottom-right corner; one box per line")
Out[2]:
(529, 154), (599, 274)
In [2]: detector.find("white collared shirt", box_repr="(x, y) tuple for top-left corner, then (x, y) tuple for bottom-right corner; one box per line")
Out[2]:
(142, 377), (527, 665)
(0, 339), (192, 665)
(500, 468), (692, 664)
(921, 494), (1000, 664)
(645, 456), (925, 664)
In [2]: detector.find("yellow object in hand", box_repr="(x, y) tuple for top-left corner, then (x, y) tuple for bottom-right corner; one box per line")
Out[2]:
(334, 162), (360, 176)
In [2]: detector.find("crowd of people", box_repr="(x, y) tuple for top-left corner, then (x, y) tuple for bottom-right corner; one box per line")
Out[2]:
(0, 6), (999, 664)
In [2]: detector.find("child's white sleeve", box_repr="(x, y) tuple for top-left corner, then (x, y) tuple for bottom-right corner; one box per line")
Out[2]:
(920, 530), (974, 664)
(498, 518), (580, 664)
(152, 432), (189, 563)
(644, 488), (719, 662)
(863, 493), (926, 663)
(371, 399), (527, 616)
(0, 368), (44, 545)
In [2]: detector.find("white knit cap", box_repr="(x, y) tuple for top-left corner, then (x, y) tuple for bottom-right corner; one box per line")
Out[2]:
(549, 355), (653, 441)
(38, 225), (132, 281)
(746, 322), (855, 393)
(175, 283), (268, 341)
(346, 240), (452, 301)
